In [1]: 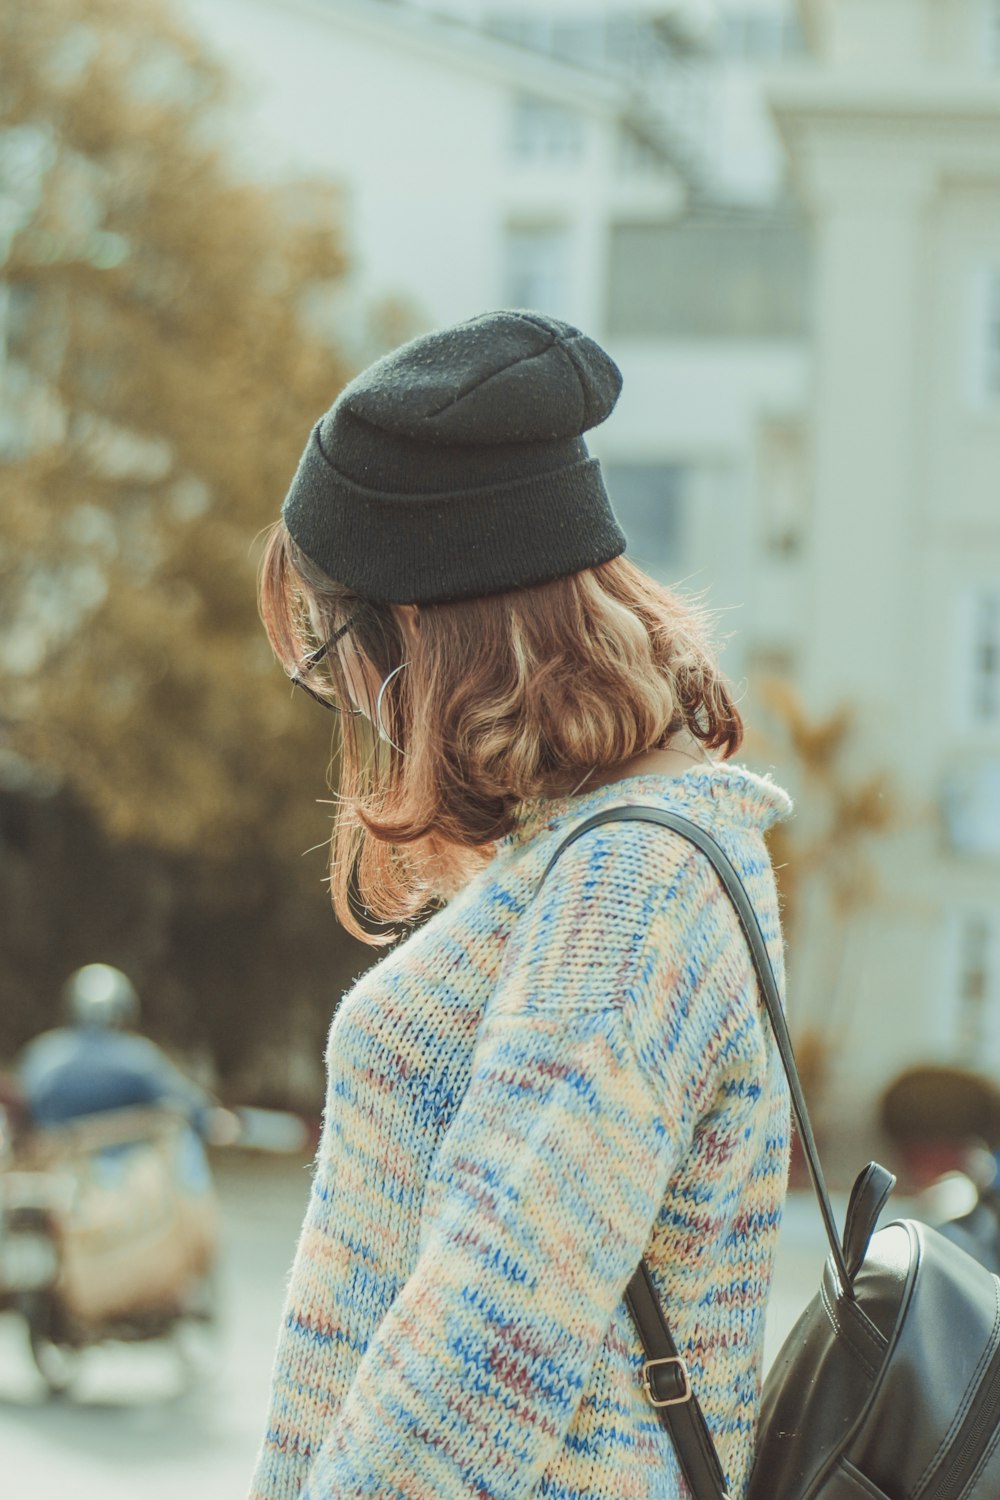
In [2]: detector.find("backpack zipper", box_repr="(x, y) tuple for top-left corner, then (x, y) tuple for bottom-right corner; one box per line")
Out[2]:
(918, 1339), (1000, 1500)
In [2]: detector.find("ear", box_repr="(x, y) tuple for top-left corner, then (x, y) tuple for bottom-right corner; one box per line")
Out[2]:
(396, 602), (420, 650)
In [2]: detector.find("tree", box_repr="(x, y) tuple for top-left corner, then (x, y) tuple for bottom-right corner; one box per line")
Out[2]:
(0, 766), (362, 1102)
(0, 0), (352, 858)
(0, 0), (387, 1088)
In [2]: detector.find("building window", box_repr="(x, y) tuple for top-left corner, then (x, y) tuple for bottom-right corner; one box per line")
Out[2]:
(720, 13), (806, 60)
(607, 212), (811, 340)
(757, 419), (807, 558)
(941, 758), (1000, 858)
(510, 94), (584, 163)
(959, 586), (1000, 730)
(986, 1), (1000, 67)
(953, 913), (1000, 1067)
(601, 463), (687, 578)
(501, 225), (571, 317)
(547, 21), (603, 67)
(970, 266), (1000, 406)
(971, 588), (1000, 723)
(974, 590), (1000, 725)
(487, 15), (607, 68)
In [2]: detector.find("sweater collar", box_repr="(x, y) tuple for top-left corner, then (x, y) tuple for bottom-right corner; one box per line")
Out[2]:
(498, 760), (793, 853)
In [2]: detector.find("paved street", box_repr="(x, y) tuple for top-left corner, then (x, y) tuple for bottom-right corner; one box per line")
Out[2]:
(0, 1157), (859, 1498)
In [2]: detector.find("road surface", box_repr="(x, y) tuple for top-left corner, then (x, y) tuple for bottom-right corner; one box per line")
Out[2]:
(0, 1154), (850, 1498)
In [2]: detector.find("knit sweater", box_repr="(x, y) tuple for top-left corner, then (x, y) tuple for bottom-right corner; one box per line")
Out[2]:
(249, 760), (794, 1500)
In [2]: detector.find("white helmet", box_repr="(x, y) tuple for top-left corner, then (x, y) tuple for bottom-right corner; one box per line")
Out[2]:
(64, 964), (139, 1029)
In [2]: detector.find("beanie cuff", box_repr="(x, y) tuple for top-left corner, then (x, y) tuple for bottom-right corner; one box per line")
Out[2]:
(283, 430), (627, 605)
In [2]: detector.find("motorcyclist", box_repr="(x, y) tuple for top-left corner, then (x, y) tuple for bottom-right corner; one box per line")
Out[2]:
(7, 966), (224, 1374)
(17, 964), (216, 1137)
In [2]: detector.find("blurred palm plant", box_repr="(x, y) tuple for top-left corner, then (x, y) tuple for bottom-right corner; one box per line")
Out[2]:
(748, 676), (898, 1120)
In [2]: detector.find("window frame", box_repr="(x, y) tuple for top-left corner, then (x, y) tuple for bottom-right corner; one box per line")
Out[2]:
(508, 92), (585, 165)
(500, 221), (574, 319)
(943, 908), (1000, 1071)
(968, 265), (1000, 410)
(955, 583), (1000, 736)
(984, 0), (1000, 69)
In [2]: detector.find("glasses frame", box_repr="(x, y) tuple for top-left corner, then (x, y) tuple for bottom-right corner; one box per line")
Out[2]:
(288, 612), (366, 715)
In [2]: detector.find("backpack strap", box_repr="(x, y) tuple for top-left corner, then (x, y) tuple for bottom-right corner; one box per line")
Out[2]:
(535, 804), (853, 1500)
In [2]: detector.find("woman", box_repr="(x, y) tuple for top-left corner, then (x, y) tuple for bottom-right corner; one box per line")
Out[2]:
(250, 310), (793, 1500)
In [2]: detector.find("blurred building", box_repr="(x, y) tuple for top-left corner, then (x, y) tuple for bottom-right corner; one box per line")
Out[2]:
(183, 0), (1000, 1143)
(185, 0), (810, 671)
(768, 0), (1000, 1150)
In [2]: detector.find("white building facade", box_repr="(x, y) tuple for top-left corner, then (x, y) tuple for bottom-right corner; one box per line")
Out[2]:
(769, 0), (1000, 1151)
(189, 0), (1000, 1147)
(184, 0), (810, 686)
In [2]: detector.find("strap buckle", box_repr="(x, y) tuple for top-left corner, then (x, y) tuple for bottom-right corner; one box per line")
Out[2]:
(641, 1354), (692, 1408)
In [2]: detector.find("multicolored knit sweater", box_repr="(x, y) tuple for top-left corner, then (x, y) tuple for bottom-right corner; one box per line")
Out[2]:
(249, 761), (794, 1500)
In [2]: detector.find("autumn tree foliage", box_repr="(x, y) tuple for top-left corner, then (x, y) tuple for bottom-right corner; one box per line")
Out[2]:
(0, 0), (383, 1085)
(0, 0), (352, 856)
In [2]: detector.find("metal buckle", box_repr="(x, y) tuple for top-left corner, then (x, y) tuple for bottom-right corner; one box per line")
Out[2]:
(641, 1354), (692, 1408)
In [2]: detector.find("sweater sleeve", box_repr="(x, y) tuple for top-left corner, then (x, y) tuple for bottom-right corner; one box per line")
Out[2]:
(298, 829), (717, 1500)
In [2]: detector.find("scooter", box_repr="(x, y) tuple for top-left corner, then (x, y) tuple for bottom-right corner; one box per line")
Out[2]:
(0, 1104), (222, 1396)
(0, 1098), (310, 1397)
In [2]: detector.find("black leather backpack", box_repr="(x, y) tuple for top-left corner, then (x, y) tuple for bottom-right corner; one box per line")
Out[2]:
(539, 806), (1000, 1500)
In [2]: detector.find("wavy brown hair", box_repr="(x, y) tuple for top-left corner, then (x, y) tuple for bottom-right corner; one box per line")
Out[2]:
(259, 522), (743, 946)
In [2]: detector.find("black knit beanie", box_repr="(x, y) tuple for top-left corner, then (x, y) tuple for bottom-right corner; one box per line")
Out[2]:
(281, 309), (628, 605)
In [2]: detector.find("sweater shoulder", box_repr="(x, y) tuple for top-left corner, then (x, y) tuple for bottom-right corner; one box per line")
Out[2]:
(508, 801), (744, 929)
